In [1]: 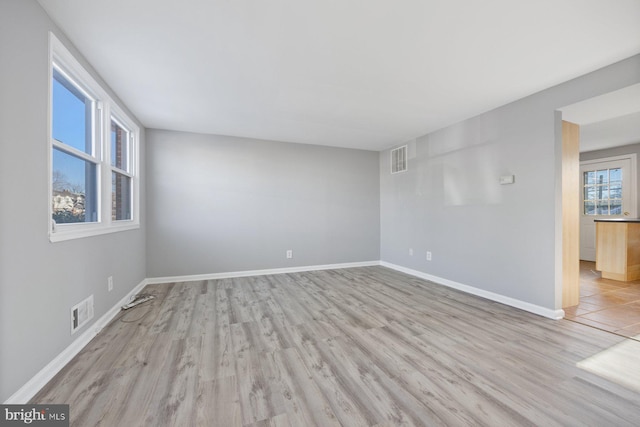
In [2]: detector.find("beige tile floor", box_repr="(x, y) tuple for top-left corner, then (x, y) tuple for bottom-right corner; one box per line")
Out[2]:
(564, 261), (640, 338)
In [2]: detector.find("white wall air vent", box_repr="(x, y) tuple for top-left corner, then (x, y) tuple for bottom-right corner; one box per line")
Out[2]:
(71, 294), (94, 334)
(391, 145), (408, 174)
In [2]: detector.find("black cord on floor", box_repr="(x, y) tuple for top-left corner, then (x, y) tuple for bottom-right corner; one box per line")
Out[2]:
(114, 291), (162, 323)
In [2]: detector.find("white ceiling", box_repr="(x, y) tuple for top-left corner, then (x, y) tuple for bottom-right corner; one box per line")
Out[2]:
(561, 83), (640, 152)
(579, 112), (640, 153)
(38, 0), (640, 151)
(561, 83), (640, 126)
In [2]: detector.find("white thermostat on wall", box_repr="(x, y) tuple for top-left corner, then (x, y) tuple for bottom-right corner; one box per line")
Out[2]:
(499, 175), (515, 185)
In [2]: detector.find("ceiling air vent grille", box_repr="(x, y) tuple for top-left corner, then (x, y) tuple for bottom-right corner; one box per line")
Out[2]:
(391, 145), (408, 174)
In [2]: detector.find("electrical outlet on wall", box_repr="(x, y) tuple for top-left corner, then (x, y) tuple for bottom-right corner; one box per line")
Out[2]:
(286, 250), (293, 259)
(409, 248), (413, 256)
(426, 251), (432, 261)
(107, 276), (113, 292)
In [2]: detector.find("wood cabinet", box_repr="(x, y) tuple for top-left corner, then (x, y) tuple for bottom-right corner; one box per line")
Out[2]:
(595, 220), (640, 281)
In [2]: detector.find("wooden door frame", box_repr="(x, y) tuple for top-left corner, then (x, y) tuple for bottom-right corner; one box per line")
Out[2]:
(558, 119), (580, 309)
(558, 124), (639, 311)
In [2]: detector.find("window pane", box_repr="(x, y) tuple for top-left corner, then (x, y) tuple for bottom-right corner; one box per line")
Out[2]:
(584, 186), (596, 201)
(610, 200), (622, 215)
(52, 70), (92, 154)
(584, 201), (596, 215)
(610, 183), (622, 199)
(596, 170), (608, 184)
(597, 201), (609, 215)
(596, 186), (609, 200)
(111, 119), (129, 171)
(584, 171), (596, 185)
(52, 148), (98, 223)
(112, 172), (131, 220)
(609, 168), (622, 181)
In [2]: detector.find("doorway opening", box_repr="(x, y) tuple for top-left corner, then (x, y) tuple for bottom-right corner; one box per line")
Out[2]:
(559, 83), (640, 337)
(579, 155), (637, 262)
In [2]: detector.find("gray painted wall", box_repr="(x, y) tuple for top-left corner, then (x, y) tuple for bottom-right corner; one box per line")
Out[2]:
(581, 142), (640, 215)
(380, 55), (640, 311)
(146, 130), (380, 277)
(0, 0), (146, 402)
(3, 0), (639, 405)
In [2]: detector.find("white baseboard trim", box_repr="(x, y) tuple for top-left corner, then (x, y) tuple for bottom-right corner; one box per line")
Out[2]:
(4, 278), (148, 404)
(380, 261), (565, 320)
(146, 260), (381, 285)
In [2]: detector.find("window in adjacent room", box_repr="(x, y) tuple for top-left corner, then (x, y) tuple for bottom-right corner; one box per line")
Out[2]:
(583, 167), (623, 215)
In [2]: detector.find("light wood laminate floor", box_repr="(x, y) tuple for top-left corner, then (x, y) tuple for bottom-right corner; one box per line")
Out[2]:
(32, 267), (640, 426)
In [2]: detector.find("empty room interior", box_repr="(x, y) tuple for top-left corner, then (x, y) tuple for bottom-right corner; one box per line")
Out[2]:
(3, 0), (640, 425)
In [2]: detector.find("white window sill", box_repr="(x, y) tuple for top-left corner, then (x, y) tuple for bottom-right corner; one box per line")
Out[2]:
(49, 222), (140, 243)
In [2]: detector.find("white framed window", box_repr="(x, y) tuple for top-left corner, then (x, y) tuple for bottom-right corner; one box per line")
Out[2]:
(580, 155), (636, 217)
(110, 116), (134, 221)
(49, 33), (139, 242)
(578, 154), (636, 261)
